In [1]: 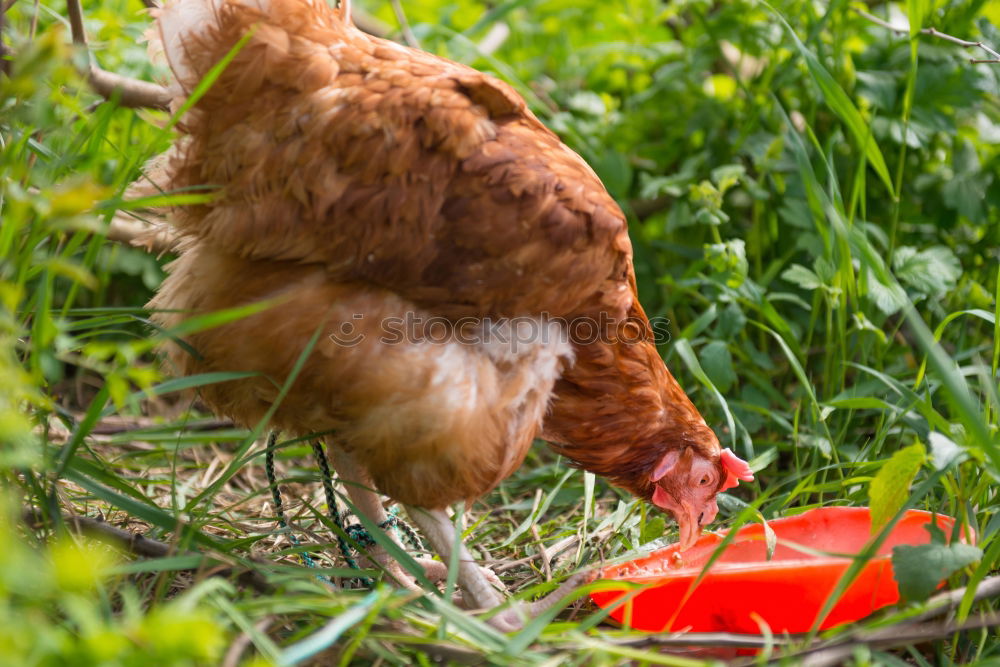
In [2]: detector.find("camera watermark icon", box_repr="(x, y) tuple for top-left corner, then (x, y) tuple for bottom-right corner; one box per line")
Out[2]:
(328, 312), (671, 351)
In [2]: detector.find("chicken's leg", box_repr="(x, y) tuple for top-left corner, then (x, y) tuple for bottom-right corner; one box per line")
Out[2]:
(405, 505), (591, 632)
(326, 447), (449, 588)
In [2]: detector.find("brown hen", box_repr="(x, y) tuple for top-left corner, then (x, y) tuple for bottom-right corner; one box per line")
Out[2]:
(146, 0), (753, 629)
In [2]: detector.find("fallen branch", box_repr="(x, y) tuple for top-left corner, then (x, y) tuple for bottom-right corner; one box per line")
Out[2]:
(88, 67), (172, 110)
(66, 0), (171, 109)
(855, 8), (1000, 64)
(388, 0), (419, 49)
(797, 613), (1000, 667)
(492, 534), (579, 573)
(23, 508), (274, 594)
(222, 617), (275, 667)
(107, 210), (177, 255)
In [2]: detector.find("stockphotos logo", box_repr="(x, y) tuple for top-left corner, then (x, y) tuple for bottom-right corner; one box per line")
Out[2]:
(328, 312), (671, 351)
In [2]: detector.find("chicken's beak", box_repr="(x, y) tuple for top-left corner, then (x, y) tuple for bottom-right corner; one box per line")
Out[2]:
(673, 500), (702, 552)
(652, 486), (703, 551)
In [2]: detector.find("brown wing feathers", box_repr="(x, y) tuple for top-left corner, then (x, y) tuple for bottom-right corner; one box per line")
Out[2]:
(156, 0), (632, 322)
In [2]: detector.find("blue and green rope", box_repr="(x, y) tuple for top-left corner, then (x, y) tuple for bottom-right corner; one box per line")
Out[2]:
(264, 432), (423, 586)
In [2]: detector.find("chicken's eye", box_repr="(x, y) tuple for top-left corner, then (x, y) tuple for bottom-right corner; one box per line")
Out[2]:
(698, 475), (711, 486)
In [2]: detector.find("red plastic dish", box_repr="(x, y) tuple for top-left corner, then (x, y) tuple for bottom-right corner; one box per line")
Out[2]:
(590, 507), (960, 633)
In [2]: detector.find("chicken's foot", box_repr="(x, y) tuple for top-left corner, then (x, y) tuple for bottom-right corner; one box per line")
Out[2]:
(323, 448), (518, 610)
(326, 446), (428, 592)
(404, 505), (591, 632)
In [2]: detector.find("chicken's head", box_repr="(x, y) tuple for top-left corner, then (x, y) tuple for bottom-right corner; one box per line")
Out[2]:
(649, 445), (753, 551)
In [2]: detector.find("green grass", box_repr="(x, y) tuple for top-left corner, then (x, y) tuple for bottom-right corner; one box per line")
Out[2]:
(2, 0), (1000, 664)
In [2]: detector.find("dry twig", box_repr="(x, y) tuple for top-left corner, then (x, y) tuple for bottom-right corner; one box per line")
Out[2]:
(492, 534), (579, 573)
(855, 8), (1000, 64)
(221, 617), (275, 667)
(107, 210), (177, 254)
(388, 0), (419, 49)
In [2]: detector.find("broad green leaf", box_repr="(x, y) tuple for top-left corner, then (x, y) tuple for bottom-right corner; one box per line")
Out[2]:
(700, 340), (737, 393)
(799, 434), (832, 457)
(893, 246), (961, 297)
(892, 542), (982, 602)
(781, 263), (822, 290)
(865, 270), (907, 315)
(869, 443), (926, 533)
(640, 515), (666, 545)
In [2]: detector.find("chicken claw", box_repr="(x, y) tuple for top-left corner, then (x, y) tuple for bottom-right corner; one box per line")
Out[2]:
(484, 570), (595, 632)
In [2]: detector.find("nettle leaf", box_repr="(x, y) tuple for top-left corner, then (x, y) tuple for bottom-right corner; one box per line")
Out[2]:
(866, 270), (908, 315)
(814, 257), (836, 283)
(893, 246), (962, 297)
(701, 340), (737, 393)
(869, 443), (926, 533)
(781, 264), (822, 290)
(893, 541), (982, 602)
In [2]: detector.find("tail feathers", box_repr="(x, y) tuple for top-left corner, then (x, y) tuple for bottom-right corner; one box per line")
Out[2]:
(153, 0), (351, 94)
(156, 0), (232, 90)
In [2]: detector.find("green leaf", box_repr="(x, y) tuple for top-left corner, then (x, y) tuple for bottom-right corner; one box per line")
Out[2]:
(869, 443), (926, 534)
(593, 149), (631, 200)
(942, 141), (990, 222)
(906, 0), (927, 37)
(640, 515), (666, 545)
(781, 263), (822, 290)
(892, 542), (982, 602)
(700, 340), (737, 393)
(893, 246), (962, 297)
(865, 270), (908, 315)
